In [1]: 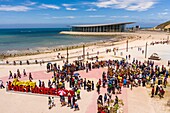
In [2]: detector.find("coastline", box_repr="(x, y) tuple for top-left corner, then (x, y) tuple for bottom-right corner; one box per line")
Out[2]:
(1, 30), (169, 66)
(0, 34), (138, 61)
(0, 30), (170, 113)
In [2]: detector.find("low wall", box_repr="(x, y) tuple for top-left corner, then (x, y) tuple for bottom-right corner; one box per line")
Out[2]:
(59, 31), (135, 36)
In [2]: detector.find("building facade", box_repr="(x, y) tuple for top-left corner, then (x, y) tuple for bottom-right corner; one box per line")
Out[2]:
(71, 22), (134, 32)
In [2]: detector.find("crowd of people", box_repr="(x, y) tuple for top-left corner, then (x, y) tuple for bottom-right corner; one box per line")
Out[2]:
(1, 54), (169, 112)
(8, 69), (33, 81)
(92, 57), (169, 113)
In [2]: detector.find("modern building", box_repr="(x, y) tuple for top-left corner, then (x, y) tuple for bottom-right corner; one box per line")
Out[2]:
(71, 22), (135, 32)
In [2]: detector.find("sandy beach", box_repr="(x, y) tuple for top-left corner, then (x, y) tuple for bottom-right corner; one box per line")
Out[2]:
(0, 31), (170, 113)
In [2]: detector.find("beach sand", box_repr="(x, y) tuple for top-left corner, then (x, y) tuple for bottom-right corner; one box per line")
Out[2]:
(0, 31), (170, 113)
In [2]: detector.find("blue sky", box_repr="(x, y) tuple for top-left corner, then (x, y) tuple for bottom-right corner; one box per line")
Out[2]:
(0, 0), (170, 28)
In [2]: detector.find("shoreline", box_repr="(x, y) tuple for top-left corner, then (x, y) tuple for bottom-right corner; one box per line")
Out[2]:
(0, 34), (138, 61)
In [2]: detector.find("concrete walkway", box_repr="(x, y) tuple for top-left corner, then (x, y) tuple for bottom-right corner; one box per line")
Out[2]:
(0, 68), (164, 113)
(127, 87), (155, 113)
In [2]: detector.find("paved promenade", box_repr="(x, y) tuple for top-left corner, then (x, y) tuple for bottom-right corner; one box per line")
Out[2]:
(0, 68), (164, 113)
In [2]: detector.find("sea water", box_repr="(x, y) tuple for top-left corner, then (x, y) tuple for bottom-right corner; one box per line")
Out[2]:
(0, 28), (113, 53)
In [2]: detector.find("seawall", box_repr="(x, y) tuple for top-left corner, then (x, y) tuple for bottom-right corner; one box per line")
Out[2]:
(59, 31), (135, 36)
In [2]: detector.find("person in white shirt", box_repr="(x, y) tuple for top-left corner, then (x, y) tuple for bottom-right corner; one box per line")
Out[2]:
(150, 78), (154, 87)
(51, 97), (55, 107)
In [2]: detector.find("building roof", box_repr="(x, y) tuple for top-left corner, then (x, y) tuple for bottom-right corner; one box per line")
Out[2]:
(71, 22), (135, 27)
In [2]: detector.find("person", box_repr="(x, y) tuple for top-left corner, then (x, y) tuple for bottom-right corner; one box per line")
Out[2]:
(67, 93), (72, 107)
(6, 60), (9, 64)
(150, 78), (154, 87)
(86, 66), (88, 73)
(104, 93), (107, 103)
(76, 88), (81, 99)
(35, 60), (38, 64)
(159, 86), (165, 99)
(0, 80), (5, 89)
(48, 97), (52, 109)
(71, 96), (76, 109)
(123, 78), (127, 87)
(23, 69), (27, 77)
(102, 79), (106, 88)
(29, 73), (33, 81)
(98, 79), (101, 86)
(97, 95), (103, 105)
(84, 78), (86, 90)
(42, 81), (45, 88)
(13, 61), (16, 65)
(155, 85), (159, 95)
(48, 80), (51, 88)
(168, 60), (170, 66)
(8, 71), (13, 79)
(51, 97), (55, 107)
(26, 60), (30, 65)
(61, 96), (66, 106)
(114, 96), (118, 105)
(130, 81), (133, 90)
(92, 81), (94, 90)
(151, 86), (154, 98)
(96, 82), (101, 94)
(128, 54), (131, 60)
(142, 78), (146, 87)
(47, 64), (50, 72)
(74, 100), (79, 111)
(39, 80), (41, 87)
(6, 81), (8, 91)
(20, 61), (22, 65)
(14, 73), (17, 79)
(163, 77), (167, 88)
(17, 69), (21, 78)
(69, 76), (72, 88)
(142, 50), (144, 54)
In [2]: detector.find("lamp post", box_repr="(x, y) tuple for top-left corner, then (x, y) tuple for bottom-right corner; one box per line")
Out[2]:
(167, 35), (169, 44)
(83, 45), (85, 61)
(66, 47), (69, 75)
(66, 47), (69, 63)
(126, 40), (128, 52)
(145, 42), (148, 58)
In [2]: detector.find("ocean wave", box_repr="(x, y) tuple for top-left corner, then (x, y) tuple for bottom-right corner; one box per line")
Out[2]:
(6, 50), (20, 54)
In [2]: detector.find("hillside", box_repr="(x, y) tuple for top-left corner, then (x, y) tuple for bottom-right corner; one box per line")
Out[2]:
(155, 20), (170, 29)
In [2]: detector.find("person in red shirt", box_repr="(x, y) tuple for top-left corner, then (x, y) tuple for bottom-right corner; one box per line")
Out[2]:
(101, 110), (106, 113)
(159, 86), (165, 99)
(72, 78), (75, 87)
(67, 93), (72, 107)
(151, 86), (154, 98)
(99, 79), (101, 86)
